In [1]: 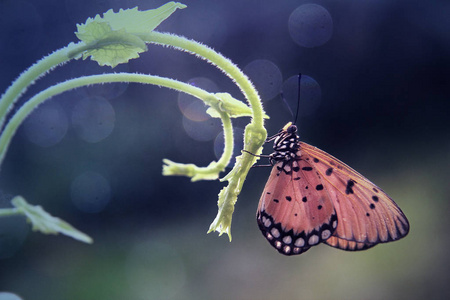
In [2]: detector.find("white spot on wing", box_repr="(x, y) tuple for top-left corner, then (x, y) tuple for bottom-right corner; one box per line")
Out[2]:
(308, 235), (319, 245)
(332, 220), (338, 229)
(321, 229), (331, 240)
(283, 236), (292, 244)
(271, 227), (280, 238)
(275, 241), (282, 249)
(294, 238), (305, 247)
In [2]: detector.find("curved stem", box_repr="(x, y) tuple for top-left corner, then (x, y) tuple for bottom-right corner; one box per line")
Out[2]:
(141, 31), (266, 129)
(0, 42), (87, 131)
(0, 73), (233, 175)
(140, 31), (268, 238)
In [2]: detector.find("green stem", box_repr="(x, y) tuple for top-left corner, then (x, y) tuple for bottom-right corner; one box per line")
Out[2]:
(140, 31), (268, 238)
(141, 31), (266, 129)
(217, 112), (233, 168)
(0, 207), (20, 217)
(0, 73), (233, 174)
(0, 29), (267, 239)
(0, 42), (87, 131)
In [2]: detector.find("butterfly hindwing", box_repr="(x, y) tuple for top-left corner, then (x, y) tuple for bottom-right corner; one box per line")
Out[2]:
(257, 158), (337, 256)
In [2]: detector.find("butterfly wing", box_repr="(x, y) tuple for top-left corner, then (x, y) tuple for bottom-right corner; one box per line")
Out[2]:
(257, 159), (338, 256)
(300, 142), (410, 250)
(325, 236), (375, 251)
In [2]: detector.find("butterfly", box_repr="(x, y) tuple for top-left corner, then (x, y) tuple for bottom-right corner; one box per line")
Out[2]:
(257, 122), (409, 255)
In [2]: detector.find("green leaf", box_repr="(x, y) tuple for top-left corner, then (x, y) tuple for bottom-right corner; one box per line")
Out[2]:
(80, 29), (148, 67)
(77, 3), (186, 37)
(100, 4), (187, 33)
(11, 196), (93, 244)
(75, 3), (186, 67)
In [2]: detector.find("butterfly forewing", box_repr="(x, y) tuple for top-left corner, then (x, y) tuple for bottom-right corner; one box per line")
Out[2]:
(325, 236), (375, 251)
(299, 142), (410, 249)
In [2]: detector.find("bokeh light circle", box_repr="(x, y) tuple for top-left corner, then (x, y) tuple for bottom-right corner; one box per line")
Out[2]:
(23, 101), (68, 147)
(70, 171), (111, 214)
(288, 4), (333, 48)
(182, 116), (222, 142)
(282, 75), (322, 117)
(244, 59), (283, 102)
(214, 127), (245, 167)
(0, 292), (23, 300)
(71, 96), (115, 143)
(177, 77), (218, 121)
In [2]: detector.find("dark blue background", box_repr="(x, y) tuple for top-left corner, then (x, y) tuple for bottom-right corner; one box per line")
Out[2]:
(0, 0), (449, 299)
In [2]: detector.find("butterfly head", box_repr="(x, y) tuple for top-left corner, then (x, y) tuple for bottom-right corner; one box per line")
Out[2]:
(282, 122), (297, 134)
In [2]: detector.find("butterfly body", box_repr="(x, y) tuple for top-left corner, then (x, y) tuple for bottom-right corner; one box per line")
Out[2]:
(257, 122), (409, 256)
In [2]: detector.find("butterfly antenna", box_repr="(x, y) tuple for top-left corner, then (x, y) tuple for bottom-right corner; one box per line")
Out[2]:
(280, 90), (294, 119)
(293, 73), (302, 125)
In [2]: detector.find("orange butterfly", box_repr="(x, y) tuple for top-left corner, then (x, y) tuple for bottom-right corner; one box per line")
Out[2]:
(257, 122), (409, 255)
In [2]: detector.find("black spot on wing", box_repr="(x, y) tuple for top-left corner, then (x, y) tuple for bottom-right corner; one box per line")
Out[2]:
(286, 196), (292, 202)
(326, 168), (333, 176)
(302, 167), (313, 171)
(316, 184), (324, 191)
(313, 158), (319, 163)
(302, 196), (308, 203)
(369, 203), (375, 209)
(273, 199), (279, 203)
(372, 196), (379, 202)
(345, 180), (355, 195)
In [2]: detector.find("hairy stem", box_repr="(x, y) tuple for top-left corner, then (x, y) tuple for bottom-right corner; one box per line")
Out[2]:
(0, 42), (88, 131)
(0, 73), (233, 173)
(141, 31), (266, 129)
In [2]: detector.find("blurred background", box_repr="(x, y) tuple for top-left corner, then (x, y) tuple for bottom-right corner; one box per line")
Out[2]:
(0, 0), (449, 299)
